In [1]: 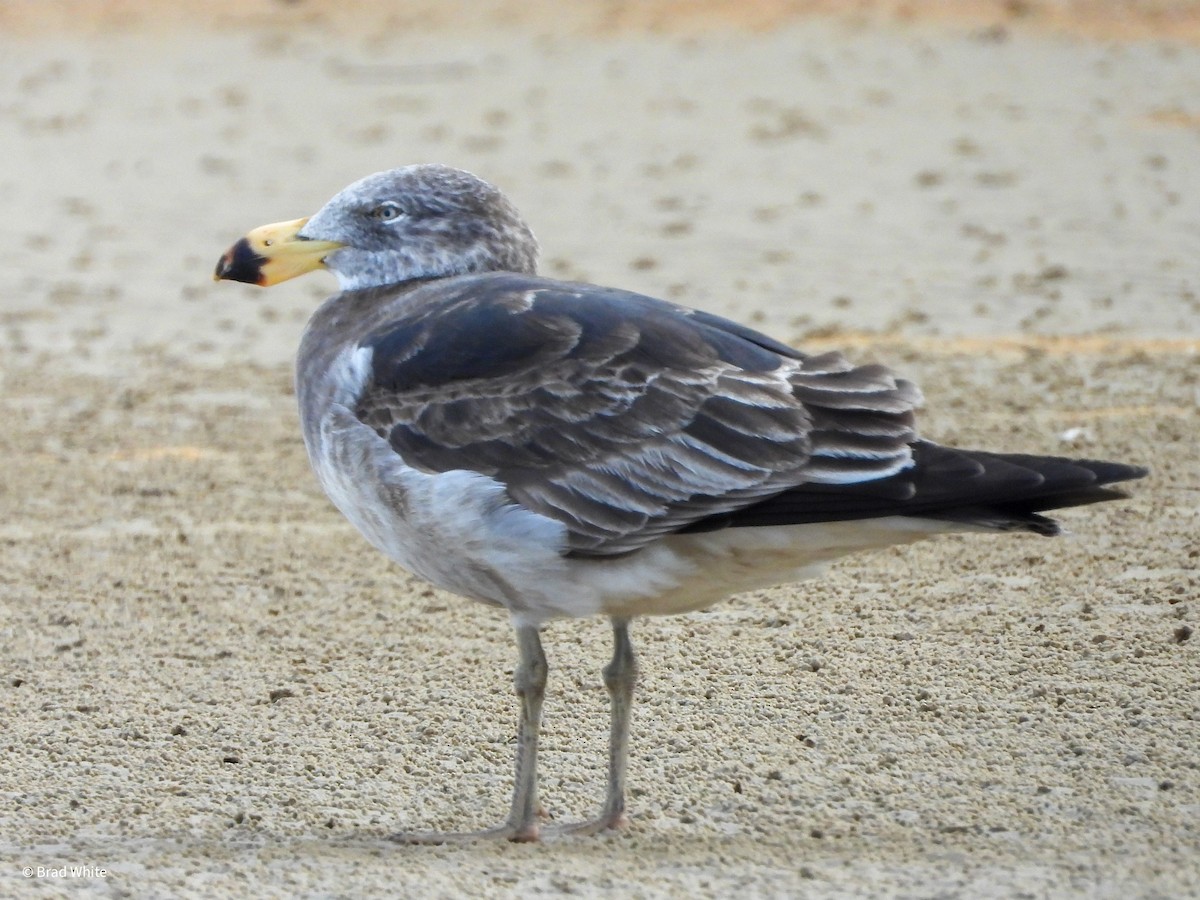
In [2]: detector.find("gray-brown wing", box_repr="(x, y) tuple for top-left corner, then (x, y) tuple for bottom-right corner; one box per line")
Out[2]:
(353, 272), (921, 556)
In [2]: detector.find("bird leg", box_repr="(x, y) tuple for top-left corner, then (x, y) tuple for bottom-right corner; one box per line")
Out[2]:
(599, 617), (638, 829)
(389, 620), (637, 843)
(389, 623), (547, 844)
(554, 617), (638, 836)
(504, 623), (549, 840)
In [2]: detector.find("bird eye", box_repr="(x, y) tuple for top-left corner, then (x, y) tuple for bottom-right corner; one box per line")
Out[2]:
(369, 202), (405, 222)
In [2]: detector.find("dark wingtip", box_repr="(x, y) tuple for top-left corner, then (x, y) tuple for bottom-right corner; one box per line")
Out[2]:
(1075, 458), (1150, 485)
(1022, 514), (1061, 537)
(213, 237), (267, 285)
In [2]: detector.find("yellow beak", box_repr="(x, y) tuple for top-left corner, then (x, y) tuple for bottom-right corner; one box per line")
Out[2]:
(213, 217), (345, 286)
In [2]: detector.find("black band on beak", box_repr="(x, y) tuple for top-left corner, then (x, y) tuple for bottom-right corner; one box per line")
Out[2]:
(214, 237), (268, 285)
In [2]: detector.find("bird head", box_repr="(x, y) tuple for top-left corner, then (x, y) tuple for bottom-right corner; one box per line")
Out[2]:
(214, 164), (539, 291)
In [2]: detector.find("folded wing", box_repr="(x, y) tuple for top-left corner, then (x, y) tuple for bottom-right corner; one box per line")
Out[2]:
(352, 273), (921, 555)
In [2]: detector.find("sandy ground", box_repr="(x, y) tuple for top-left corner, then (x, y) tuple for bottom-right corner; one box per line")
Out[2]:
(2, 3), (1198, 897)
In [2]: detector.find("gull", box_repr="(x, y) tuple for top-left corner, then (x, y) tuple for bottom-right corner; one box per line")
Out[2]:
(214, 164), (1146, 842)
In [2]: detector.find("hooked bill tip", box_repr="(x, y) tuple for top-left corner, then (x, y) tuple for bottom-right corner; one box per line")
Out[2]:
(213, 237), (267, 285)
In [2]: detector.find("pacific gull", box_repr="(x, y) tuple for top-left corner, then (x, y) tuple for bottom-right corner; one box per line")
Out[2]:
(214, 164), (1147, 842)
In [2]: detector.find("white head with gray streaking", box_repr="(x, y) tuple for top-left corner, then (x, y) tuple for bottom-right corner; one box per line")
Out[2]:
(214, 164), (539, 291)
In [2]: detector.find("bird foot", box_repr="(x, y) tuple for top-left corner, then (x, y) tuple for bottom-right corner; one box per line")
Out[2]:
(387, 810), (629, 845)
(545, 809), (630, 838)
(387, 821), (542, 845)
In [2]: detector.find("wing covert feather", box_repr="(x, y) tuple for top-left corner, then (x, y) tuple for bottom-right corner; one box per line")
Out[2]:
(352, 273), (919, 555)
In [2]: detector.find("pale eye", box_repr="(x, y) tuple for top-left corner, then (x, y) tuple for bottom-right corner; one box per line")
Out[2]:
(369, 202), (405, 222)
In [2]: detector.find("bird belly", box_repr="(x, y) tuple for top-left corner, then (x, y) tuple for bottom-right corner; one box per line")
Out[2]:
(305, 405), (612, 619)
(590, 517), (956, 619)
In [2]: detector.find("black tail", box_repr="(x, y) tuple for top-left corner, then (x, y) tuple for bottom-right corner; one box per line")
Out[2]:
(681, 441), (1148, 537)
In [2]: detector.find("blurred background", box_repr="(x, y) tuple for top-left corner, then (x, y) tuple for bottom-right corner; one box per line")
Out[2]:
(2, 0), (1197, 374)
